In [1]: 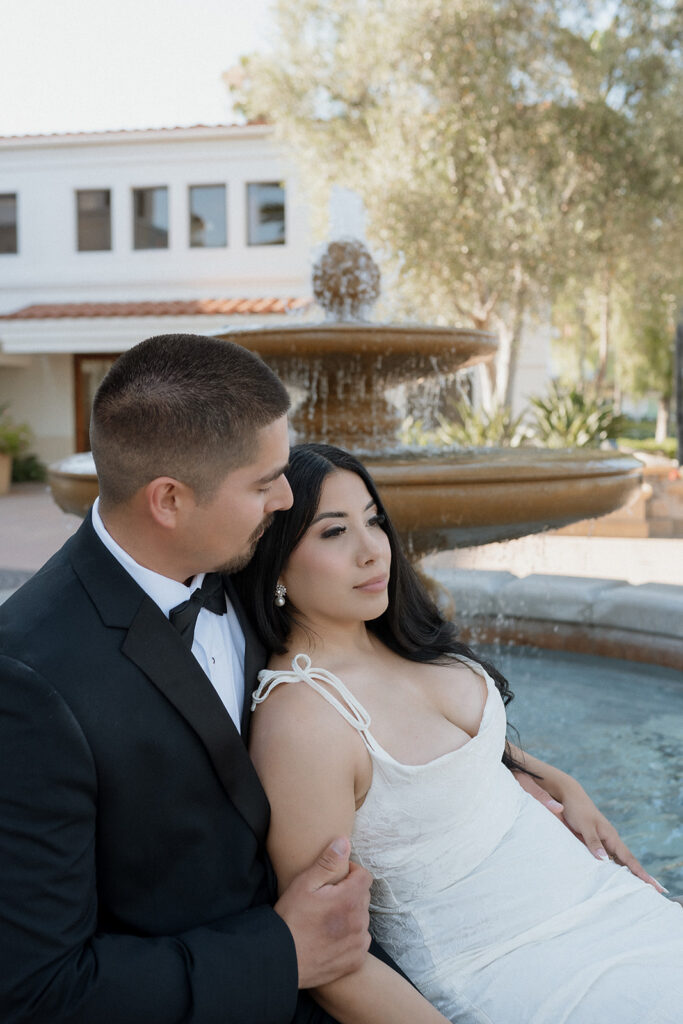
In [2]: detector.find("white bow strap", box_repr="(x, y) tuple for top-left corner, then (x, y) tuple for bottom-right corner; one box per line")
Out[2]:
(252, 652), (372, 735)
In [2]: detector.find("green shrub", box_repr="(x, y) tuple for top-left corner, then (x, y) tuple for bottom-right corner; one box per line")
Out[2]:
(401, 401), (529, 448)
(11, 452), (48, 483)
(616, 436), (678, 459)
(0, 404), (32, 458)
(526, 383), (625, 448)
(618, 418), (658, 441)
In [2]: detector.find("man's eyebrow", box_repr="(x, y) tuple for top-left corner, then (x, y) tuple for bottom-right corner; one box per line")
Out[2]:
(310, 499), (375, 525)
(256, 463), (289, 485)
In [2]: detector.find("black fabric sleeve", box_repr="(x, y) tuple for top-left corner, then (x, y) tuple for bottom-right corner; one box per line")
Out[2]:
(0, 657), (299, 1024)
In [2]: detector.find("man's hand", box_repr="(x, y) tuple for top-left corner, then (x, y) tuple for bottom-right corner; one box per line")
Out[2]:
(274, 836), (372, 989)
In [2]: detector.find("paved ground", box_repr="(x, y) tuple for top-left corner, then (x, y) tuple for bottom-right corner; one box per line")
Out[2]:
(2, 481), (681, 590)
(0, 483), (80, 585)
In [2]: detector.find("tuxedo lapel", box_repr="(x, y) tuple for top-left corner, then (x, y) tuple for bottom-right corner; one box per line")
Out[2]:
(70, 516), (270, 844)
(122, 602), (270, 844)
(224, 576), (267, 739)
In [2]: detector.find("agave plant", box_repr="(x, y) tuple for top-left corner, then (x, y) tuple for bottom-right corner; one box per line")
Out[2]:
(401, 399), (529, 449)
(527, 383), (624, 449)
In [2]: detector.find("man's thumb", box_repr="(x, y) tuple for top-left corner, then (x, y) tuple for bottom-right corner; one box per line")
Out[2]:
(309, 837), (351, 889)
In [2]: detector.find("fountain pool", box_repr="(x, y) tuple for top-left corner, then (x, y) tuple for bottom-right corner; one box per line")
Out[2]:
(485, 645), (683, 894)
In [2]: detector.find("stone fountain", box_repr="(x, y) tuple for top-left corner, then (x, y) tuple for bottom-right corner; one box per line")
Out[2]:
(48, 237), (642, 552)
(217, 239), (642, 554)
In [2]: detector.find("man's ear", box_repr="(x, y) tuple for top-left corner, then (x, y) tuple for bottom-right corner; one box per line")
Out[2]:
(144, 477), (193, 528)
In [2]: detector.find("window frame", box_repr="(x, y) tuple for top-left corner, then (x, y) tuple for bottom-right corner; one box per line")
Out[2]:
(188, 183), (228, 249)
(0, 192), (18, 254)
(246, 181), (286, 247)
(132, 185), (169, 250)
(75, 188), (112, 252)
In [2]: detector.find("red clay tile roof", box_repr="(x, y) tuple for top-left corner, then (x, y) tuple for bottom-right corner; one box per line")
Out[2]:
(0, 298), (310, 320)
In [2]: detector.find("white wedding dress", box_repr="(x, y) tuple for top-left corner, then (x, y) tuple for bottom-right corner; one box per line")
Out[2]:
(254, 654), (683, 1024)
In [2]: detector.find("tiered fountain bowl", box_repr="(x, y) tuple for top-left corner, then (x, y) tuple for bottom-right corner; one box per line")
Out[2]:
(48, 239), (642, 553)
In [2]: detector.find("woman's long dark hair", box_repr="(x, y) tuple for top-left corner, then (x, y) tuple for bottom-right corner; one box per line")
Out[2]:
(233, 442), (527, 773)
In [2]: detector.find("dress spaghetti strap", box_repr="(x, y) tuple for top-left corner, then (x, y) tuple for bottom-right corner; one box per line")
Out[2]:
(253, 653), (383, 754)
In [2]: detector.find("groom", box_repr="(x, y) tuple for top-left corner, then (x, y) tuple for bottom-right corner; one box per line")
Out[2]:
(0, 334), (376, 1023)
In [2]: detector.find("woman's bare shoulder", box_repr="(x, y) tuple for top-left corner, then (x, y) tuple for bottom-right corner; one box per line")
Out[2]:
(250, 653), (364, 751)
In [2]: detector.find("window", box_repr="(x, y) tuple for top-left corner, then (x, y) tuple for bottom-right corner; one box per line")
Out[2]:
(76, 189), (111, 251)
(0, 193), (18, 254)
(189, 185), (227, 247)
(133, 187), (168, 249)
(247, 182), (285, 246)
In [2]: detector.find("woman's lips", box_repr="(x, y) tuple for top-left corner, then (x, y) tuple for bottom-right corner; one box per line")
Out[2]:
(354, 576), (388, 592)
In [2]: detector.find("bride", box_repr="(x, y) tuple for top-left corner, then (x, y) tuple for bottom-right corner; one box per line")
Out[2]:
(234, 443), (683, 1024)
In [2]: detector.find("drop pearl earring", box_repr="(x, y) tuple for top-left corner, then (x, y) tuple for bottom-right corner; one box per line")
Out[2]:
(274, 583), (287, 607)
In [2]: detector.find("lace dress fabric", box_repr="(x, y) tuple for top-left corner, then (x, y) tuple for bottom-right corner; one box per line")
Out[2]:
(253, 654), (683, 1024)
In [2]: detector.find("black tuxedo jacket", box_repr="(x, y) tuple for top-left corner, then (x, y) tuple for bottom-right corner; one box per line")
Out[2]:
(0, 515), (323, 1023)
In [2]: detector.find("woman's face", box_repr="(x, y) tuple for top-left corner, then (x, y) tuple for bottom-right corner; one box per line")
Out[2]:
(281, 469), (392, 629)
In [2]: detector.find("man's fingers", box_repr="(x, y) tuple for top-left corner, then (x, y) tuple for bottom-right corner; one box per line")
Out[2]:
(307, 837), (352, 890)
(275, 841), (373, 988)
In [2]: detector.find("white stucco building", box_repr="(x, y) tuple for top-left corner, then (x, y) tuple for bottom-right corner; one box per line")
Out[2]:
(0, 124), (312, 461)
(0, 123), (551, 464)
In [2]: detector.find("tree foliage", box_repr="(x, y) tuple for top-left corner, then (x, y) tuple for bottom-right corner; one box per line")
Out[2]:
(234, 0), (683, 409)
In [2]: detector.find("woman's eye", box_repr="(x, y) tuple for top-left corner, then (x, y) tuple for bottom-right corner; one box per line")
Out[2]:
(368, 514), (386, 527)
(321, 525), (346, 539)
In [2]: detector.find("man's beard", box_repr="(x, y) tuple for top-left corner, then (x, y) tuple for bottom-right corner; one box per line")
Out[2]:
(214, 514), (273, 574)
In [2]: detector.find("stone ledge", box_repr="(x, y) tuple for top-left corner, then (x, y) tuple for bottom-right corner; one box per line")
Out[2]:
(590, 583), (683, 638)
(430, 567), (683, 670)
(456, 617), (683, 672)
(426, 567), (517, 617)
(492, 574), (625, 625)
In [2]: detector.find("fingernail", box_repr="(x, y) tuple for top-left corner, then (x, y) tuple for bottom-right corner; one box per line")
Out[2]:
(547, 799), (563, 811)
(648, 874), (669, 894)
(595, 848), (609, 861)
(331, 837), (349, 857)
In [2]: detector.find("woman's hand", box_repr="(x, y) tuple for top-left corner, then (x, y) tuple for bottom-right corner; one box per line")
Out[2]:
(510, 747), (668, 895)
(556, 778), (667, 893)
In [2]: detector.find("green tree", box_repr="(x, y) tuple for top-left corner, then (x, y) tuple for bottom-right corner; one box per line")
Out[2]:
(616, 270), (679, 441)
(234, 0), (682, 410)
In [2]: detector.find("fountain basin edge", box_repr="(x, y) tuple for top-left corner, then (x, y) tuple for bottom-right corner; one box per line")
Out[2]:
(48, 448), (642, 554)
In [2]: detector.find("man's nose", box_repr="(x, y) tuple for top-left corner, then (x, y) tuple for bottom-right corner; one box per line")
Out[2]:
(266, 475), (293, 512)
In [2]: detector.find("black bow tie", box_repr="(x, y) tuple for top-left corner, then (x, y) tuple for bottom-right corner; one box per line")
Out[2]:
(169, 572), (227, 648)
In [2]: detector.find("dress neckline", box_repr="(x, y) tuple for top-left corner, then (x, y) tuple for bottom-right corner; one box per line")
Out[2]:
(255, 652), (498, 771)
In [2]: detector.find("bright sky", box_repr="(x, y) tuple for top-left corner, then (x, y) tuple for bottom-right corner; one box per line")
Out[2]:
(0, 0), (275, 137)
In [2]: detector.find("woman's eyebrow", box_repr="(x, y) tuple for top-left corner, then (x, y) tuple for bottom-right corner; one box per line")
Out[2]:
(310, 510), (346, 524)
(311, 500), (375, 525)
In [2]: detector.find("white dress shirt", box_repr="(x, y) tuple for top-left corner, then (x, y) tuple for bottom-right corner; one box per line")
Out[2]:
(92, 498), (246, 731)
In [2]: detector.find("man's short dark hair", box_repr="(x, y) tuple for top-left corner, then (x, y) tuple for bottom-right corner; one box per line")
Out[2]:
(90, 333), (290, 505)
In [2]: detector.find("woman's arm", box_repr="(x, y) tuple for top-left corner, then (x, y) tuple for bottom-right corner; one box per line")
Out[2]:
(313, 951), (448, 1024)
(509, 744), (666, 892)
(249, 683), (448, 1024)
